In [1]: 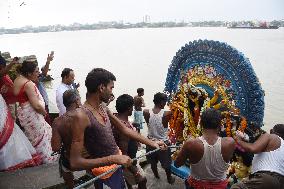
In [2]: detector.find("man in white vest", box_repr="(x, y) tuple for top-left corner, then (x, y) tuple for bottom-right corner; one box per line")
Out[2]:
(232, 124), (284, 189)
(175, 108), (236, 188)
(143, 92), (175, 184)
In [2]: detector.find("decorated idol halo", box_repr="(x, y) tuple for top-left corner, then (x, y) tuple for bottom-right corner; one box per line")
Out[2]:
(164, 40), (264, 142)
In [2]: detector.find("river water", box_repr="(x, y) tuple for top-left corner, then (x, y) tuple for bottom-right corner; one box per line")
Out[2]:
(0, 27), (283, 130)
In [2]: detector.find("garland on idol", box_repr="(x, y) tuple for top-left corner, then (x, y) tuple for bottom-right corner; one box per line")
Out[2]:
(165, 40), (264, 141)
(164, 40), (265, 183)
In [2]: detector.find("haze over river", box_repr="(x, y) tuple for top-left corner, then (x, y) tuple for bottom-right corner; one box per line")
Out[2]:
(1, 27), (283, 130)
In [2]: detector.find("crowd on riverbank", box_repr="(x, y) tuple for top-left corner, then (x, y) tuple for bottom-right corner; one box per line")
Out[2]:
(1, 52), (284, 189)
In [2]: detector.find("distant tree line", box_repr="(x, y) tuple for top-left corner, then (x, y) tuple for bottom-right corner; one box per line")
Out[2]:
(0, 20), (283, 35)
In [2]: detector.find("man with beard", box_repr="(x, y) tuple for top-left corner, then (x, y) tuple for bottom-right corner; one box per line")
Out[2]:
(69, 68), (166, 189)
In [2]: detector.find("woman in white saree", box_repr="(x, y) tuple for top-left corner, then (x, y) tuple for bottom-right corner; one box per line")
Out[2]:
(13, 60), (57, 164)
(0, 94), (41, 171)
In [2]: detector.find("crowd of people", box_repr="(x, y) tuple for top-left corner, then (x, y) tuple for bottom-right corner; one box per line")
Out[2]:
(0, 52), (284, 189)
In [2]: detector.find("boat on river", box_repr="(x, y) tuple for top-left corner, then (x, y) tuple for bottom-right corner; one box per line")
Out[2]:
(227, 25), (279, 29)
(227, 22), (279, 29)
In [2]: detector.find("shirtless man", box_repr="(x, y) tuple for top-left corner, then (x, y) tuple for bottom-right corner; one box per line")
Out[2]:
(69, 68), (166, 189)
(175, 108), (236, 189)
(113, 94), (147, 189)
(133, 88), (145, 132)
(51, 89), (81, 189)
(134, 88), (145, 109)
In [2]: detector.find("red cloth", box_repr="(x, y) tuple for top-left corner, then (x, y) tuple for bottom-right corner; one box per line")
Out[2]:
(188, 176), (228, 189)
(4, 154), (42, 172)
(0, 109), (14, 150)
(16, 80), (30, 104)
(0, 75), (17, 104)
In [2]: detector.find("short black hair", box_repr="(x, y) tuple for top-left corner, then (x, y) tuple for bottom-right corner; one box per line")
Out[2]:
(0, 55), (6, 67)
(85, 68), (116, 94)
(63, 89), (79, 108)
(233, 148), (253, 167)
(61, 68), (73, 79)
(116, 94), (134, 113)
(273, 124), (284, 140)
(17, 60), (38, 77)
(137, 88), (144, 94)
(200, 108), (222, 129)
(153, 92), (167, 105)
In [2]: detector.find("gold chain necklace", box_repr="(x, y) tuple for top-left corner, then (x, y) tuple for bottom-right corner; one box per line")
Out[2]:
(86, 101), (107, 124)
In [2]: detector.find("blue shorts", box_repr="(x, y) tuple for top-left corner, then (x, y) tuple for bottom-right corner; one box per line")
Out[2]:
(93, 168), (125, 189)
(133, 111), (144, 129)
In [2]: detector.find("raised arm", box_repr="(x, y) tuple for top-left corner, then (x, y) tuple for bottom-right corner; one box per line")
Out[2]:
(41, 53), (53, 77)
(108, 111), (166, 149)
(0, 57), (18, 78)
(69, 110), (132, 171)
(235, 133), (270, 153)
(25, 82), (47, 115)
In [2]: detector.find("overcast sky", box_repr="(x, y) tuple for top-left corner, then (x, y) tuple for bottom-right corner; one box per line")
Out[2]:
(1, 0), (283, 28)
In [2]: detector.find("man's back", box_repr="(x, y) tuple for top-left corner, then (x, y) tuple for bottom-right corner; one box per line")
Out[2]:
(52, 110), (76, 159)
(251, 134), (284, 175)
(176, 136), (235, 180)
(146, 109), (168, 141)
(191, 136), (234, 180)
(134, 95), (143, 111)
